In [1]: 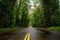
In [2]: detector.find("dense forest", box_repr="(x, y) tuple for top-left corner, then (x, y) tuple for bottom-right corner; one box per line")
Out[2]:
(0, 0), (60, 28)
(32, 0), (60, 28)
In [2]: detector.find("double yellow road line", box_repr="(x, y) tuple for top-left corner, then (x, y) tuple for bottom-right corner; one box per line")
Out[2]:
(24, 33), (30, 40)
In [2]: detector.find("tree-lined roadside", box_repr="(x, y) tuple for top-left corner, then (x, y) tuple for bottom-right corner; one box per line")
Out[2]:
(0, 0), (60, 33)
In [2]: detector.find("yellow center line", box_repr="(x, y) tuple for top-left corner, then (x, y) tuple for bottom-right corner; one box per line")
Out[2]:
(24, 33), (30, 40)
(27, 33), (30, 40)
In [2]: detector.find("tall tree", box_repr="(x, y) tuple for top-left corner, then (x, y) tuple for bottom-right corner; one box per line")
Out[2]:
(42, 0), (59, 27)
(31, 0), (43, 27)
(0, 0), (16, 27)
(15, 0), (29, 27)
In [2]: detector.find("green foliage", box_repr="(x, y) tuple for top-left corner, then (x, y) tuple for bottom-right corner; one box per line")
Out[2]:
(32, 3), (44, 27)
(48, 27), (60, 31)
(0, 0), (60, 28)
(0, 0), (16, 27)
(0, 27), (19, 32)
(0, 0), (29, 28)
(15, 0), (29, 27)
(32, 0), (60, 28)
(42, 0), (59, 27)
(51, 15), (60, 26)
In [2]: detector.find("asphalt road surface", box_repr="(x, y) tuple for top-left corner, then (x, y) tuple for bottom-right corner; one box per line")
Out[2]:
(0, 27), (60, 40)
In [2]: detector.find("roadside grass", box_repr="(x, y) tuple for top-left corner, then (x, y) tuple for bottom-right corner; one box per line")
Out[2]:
(0, 27), (20, 32)
(37, 26), (60, 31)
(48, 27), (60, 31)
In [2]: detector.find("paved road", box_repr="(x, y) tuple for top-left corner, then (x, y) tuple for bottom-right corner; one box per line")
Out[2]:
(0, 27), (60, 40)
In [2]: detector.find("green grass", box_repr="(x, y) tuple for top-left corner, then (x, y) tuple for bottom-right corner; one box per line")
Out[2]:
(48, 27), (60, 31)
(0, 27), (20, 32)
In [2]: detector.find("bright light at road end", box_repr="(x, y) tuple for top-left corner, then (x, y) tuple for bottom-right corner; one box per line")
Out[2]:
(30, 0), (34, 6)
(30, 0), (34, 9)
(29, 0), (34, 14)
(31, 6), (34, 9)
(18, 0), (20, 5)
(28, 26), (33, 28)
